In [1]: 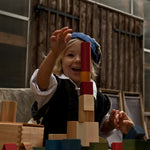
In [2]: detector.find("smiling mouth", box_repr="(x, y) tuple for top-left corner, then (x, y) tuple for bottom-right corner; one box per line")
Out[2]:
(72, 68), (81, 72)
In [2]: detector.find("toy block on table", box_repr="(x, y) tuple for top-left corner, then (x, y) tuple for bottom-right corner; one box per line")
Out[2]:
(78, 94), (94, 122)
(19, 142), (33, 150)
(67, 121), (99, 146)
(81, 42), (91, 72)
(80, 72), (91, 82)
(80, 82), (93, 95)
(123, 139), (150, 150)
(2, 143), (18, 150)
(82, 137), (108, 150)
(45, 140), (61, 150)
(0, 100), (17, 122)
(61, 139), (81, 150)
(112, 142), (122, 150)
(48, 134), (67, 140)
(0, 122), (44, 150)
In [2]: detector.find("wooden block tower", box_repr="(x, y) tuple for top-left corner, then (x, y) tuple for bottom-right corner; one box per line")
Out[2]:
(67, 42), (99, 146)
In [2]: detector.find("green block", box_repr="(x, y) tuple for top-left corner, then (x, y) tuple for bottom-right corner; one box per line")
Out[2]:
(123, 140), (150, 150)
(82, 137), (108, 150)
(33, 147), (45, 150)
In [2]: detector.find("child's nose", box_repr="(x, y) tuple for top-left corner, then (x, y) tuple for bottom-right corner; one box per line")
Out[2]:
(75, 56), (81, 62)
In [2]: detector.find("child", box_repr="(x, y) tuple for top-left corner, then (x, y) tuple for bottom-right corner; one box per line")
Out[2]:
(30, 27), (134, 144)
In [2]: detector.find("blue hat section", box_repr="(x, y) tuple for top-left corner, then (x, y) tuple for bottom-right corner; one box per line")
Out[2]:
(71, 32), (100, 63)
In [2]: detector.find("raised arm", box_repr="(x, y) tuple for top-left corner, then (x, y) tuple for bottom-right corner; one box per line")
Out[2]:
(37, 27), (72, 91)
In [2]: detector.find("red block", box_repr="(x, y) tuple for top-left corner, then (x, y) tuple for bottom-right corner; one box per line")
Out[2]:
(112, 142), (122, 150)
(81, 42), (91, 72)
(80, 81), (93, 95)
(2, 143), (17, 150)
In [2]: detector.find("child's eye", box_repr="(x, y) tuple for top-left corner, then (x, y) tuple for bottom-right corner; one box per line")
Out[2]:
(67, 54), (74, 57)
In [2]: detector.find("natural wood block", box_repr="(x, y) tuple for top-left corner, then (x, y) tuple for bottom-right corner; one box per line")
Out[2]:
(2, 143), (18, 150)
(21, 125), (44, 147)
(19, 142), (33, 150)
(78, 95), (94, 122)
(0, 123), (44, 150)
(80, 82), (93, 95)
(48, 134), (67, 140)
(67, 121), (99, 146)
(79, 95), (94, 111)
(0, 100), (17, 122)
(0, 122), (22, 149)
(81, 42), (91, 72)
(80, 71), (91, 82)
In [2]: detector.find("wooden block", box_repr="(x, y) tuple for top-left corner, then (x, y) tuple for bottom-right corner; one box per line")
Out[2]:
(2, 143), (17, 150)
(0, 122), (22, 150)
(67, 121), (99, 146)
(123, 139), (150, 150)
(80, 71), (91, 82)
(0, 100), (17, 122)
(79, 95), (94, 111)
(19, 142), (33, 150)
(48, 134), (67, 140)
(61, 139), (81, 150)
(112, 142), (122, 150)
(81, 42), (91, 72)
(0, 123), (44, 150)
(80, 82), (93, 95)
(45, 140), (61, 150)
(21, 125), (44, 147)
(78, 95), (94, 122)
(78, 111), (94, 122)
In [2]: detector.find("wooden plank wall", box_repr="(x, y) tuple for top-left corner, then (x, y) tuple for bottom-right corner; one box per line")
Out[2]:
(30, 0), (143, 94)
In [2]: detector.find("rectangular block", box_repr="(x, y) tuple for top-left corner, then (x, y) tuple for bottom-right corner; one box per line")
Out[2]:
(2, 143), (17, 150)
(61, 139), (81, 150)
(123, 139), (150, 150)
(0, 100), (17, 122)
(80, 71), (91, 82)
(112, 142), (122, 150)
(78, 95), (94, 122)
(46, 140), (61, 150)
(67, 121), (99, 146)
(48, 134), (67, 140)
(81, 42), (91, 72)
(80, 82), (93, 95)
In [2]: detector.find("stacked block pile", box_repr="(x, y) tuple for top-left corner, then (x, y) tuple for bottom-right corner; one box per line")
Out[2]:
(0, 101), (44, 150)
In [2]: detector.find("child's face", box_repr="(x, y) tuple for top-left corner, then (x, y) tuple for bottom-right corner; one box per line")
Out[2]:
(62, 40), (82, 87)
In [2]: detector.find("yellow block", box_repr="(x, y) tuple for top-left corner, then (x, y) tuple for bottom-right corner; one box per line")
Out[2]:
(80, 71), (91, 82)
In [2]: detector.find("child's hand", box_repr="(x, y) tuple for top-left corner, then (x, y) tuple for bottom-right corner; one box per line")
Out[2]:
(50, 27), (72, 54)
(118, 111), (134, 134)
(109, 109), (120, 130)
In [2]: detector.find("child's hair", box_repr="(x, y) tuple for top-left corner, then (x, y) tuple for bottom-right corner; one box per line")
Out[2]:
(53, 38), (102, 81)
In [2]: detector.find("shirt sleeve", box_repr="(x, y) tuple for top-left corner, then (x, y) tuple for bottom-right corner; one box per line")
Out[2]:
(30, 69), (58, 109)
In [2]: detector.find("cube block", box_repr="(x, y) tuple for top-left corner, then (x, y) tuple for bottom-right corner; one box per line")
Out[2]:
(67, 121), (99, 146)
(80, 82), (93, 95)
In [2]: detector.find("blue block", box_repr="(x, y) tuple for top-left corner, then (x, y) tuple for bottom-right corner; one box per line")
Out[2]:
(124, 126), (145, 139)
(45, 140), (61, 150)
(61, 139), (81, 150)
